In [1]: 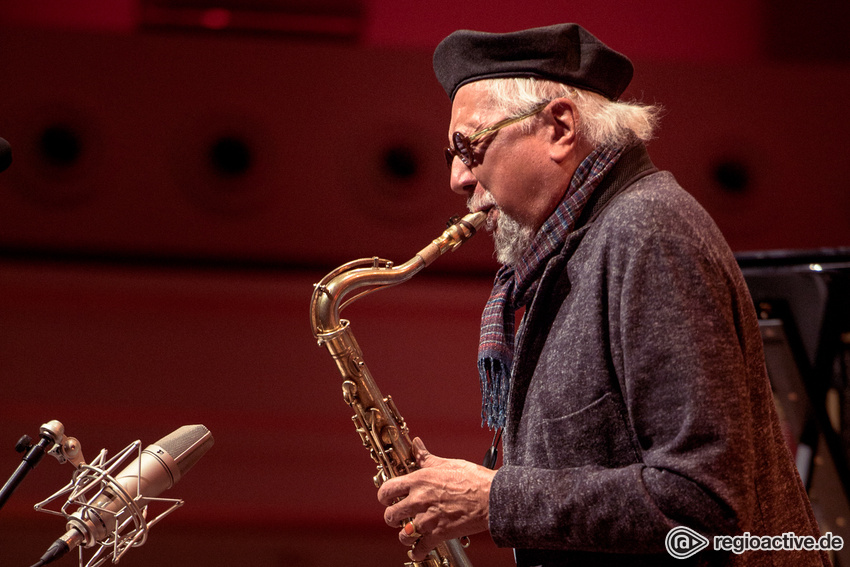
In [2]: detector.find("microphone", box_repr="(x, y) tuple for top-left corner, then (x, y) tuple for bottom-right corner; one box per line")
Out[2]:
(33, 424), (214, 566)
(0, 137), (11, 172)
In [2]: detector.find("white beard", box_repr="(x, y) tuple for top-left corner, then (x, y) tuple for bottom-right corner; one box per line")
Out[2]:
(492, 210), (535, 266)
(468, 191), (536, 266)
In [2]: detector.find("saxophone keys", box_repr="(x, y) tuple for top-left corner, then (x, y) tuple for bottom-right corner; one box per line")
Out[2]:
(373, 467), (388, 488)
(353, 425), (369, 447)
(346, 356), (364, 377)
(380, 425), (399, 445)
(385, 396), (408, 428)
(342, 380), (358, 405)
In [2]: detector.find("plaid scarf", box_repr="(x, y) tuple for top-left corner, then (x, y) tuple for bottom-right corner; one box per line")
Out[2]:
(478, 145), (624, 430)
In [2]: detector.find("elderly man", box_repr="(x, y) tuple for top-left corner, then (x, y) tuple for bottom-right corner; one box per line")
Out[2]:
(377, 24), (828, 566)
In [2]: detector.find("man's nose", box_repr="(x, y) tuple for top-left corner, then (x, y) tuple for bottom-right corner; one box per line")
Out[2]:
(449, 158), (476, 196)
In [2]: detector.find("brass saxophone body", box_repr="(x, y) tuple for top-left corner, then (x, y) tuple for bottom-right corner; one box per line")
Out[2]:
(309, 212), (486, 567)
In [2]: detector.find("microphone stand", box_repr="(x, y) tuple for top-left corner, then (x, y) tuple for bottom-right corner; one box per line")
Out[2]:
(0, 421), (80, 512)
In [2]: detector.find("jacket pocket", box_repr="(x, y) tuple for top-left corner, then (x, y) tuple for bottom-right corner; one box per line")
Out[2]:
(542, 391), (638, 469)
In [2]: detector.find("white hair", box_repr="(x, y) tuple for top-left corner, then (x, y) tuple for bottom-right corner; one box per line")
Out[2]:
(480, 77), (661, 147)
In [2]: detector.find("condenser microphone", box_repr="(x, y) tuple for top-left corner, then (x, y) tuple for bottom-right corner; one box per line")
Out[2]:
(34, 425), (214, 566)
(0, 137), (11, 172)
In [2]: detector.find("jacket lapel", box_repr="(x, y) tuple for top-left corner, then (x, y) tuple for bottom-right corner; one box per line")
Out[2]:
(504, 143), (658, 447)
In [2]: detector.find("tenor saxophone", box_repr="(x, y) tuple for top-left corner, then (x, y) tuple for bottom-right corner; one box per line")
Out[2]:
(309, 212), (486, 567)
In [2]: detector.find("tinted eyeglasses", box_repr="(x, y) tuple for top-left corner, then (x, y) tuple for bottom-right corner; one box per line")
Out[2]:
(444, 101), (549, 170)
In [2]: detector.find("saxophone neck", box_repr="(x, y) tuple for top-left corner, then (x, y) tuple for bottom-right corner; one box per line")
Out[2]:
(310, 256), (422, 338)
(309, 211), (487, 339)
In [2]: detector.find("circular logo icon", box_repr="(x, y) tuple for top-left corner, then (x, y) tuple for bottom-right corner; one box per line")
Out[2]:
(665, 526), (710, 559)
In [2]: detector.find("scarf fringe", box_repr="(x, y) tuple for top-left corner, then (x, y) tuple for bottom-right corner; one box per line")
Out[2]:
(479, 357), (510, 430)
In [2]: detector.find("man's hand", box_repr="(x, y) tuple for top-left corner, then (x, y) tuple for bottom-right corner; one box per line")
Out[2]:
(377, 437), (496, 562)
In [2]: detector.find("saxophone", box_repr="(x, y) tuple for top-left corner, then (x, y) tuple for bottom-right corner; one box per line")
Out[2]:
(309, 211), (486, 567)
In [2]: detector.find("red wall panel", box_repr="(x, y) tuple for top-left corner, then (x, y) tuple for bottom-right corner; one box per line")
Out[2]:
(1, 27), (848, 268)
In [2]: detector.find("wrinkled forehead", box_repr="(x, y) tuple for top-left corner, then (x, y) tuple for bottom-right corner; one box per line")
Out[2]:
(447, 82), (501, 134)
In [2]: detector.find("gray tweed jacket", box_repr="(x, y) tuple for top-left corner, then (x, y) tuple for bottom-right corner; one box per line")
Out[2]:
(487, 144), (829, 566)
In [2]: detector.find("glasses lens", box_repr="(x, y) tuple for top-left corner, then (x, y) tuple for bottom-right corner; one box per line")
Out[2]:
(444, 147), (455, 169)
(452, 132), (473, 166)
(444, 132), (474, 170)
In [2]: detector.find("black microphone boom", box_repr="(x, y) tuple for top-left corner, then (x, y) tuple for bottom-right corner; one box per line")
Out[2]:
(32, 425), (214, 567)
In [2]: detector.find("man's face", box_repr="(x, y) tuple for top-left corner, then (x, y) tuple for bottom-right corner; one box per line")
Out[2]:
(447, 82), (562, 263)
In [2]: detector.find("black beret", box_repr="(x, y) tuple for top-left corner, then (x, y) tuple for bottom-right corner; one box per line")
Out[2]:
(433, 23), (633, 102)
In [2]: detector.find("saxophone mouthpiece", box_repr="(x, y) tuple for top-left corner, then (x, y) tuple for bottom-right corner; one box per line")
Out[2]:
(417, 211), (487, 267)
(457, 211), (487, 233)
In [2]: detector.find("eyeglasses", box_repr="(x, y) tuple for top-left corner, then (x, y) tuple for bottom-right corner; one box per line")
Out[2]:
(444, 101), (549, 170)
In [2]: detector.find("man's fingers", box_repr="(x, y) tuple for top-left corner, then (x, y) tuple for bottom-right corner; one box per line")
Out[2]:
(384, 500), (413, 527)
(407, 535), (439, 562)
(377, 475), (411, 506)
(397, 512), (440, 543)
(382, 482), (428, 527)
(412, 437), (429, 457)
(398, 520), (421, 545)
(412, 437), (437, 468)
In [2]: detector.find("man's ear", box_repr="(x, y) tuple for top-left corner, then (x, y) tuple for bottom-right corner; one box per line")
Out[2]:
(546, 97), (580, 163)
